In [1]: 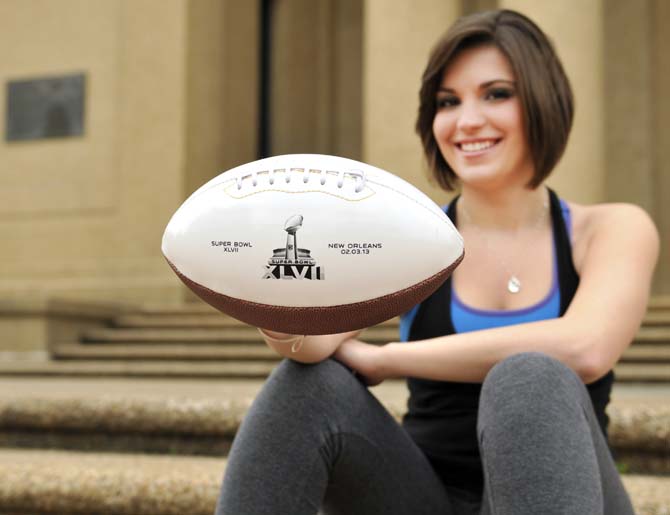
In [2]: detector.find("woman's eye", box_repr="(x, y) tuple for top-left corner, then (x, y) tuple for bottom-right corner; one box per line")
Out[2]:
(436, 96), (459, 109)
(485, 88), (514, 101)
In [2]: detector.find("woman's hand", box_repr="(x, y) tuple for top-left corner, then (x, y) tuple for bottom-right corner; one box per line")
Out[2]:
(259, 328), (363, 364)
(333, 339), (390, 386)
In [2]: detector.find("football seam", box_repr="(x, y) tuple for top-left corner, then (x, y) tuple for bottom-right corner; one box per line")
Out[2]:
(222, 181), (376, 202)
(191, 177), (454, 231)
(187, 168), (368, 201)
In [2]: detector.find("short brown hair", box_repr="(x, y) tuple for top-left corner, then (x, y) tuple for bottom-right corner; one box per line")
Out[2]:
(416, 9), (574, 191)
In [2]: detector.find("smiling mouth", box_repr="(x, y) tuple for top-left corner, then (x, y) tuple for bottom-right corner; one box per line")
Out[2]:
(456, 139), (501, 153)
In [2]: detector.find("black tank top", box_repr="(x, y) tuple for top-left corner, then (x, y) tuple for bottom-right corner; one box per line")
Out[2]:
(402, 189), (614, 495)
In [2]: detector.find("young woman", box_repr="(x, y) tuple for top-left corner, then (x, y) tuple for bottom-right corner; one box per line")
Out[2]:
(216, 10), (658, 515)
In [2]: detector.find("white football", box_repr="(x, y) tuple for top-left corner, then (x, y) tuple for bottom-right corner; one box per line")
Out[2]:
(162, 154), (463, 335)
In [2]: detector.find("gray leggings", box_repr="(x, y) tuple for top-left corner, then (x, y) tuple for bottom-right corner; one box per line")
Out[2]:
(215, 352), (634, 514)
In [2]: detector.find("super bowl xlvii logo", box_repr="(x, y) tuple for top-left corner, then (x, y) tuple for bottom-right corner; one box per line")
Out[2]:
(262, 215), (325, 280)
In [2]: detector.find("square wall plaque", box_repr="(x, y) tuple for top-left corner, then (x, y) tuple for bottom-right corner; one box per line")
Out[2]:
(6, 73), (85, 141)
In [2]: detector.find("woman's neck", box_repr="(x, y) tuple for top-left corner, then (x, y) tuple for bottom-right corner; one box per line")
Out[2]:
(458, 185), (548, 232)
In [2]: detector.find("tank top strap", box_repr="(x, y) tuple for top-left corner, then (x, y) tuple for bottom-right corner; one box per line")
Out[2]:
(547, 188), (579, 315)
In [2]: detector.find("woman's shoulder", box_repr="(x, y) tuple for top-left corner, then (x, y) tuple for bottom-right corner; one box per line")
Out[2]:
(565, 200), (656, 233)
(563, 199), (658, 272)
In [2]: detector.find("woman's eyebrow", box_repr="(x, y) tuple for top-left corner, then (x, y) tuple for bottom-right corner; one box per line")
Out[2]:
(481, 79), (515, 88)
(437, 79), (516, 94)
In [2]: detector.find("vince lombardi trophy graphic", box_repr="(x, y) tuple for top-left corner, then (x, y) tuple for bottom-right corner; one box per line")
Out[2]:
(263, 214), (323, 280)
(284, 214), (303, 261)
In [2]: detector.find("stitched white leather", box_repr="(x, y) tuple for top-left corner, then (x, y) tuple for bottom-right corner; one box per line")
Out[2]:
(162, 154), (463, 308)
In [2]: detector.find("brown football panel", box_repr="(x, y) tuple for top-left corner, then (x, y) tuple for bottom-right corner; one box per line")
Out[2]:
(165, 252), (463, 335)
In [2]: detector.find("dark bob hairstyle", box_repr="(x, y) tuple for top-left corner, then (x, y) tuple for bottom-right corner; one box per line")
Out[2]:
(416, 9), (574, 191)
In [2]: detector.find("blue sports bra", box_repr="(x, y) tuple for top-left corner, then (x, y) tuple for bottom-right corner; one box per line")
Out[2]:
(451, 199), (572, 332)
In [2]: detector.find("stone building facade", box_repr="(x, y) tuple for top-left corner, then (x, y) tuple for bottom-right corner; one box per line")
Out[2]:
(0, 0), (667, 309)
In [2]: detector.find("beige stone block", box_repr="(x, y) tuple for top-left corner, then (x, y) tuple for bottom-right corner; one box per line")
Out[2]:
(0, 298), (124, 353)
(0, 0), (120, 215)
(0, 449), (224, 515)
(0, 318), (46, 353)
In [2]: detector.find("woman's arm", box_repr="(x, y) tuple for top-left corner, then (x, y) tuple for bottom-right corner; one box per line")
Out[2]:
(261, 328), (363, 364)
(336, 203), (659, 384)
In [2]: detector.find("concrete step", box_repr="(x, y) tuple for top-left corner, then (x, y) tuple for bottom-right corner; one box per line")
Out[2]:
(614, 363), (670, 382)
(623, 344), (670, 362)
(81, 325), (397, 344)
(2, 359), (670, 382)
(82, 327), (266, 344)
(114, 310), (668, 332)
(80, 324), (670, 350)
(114, 311), (400, 329)
(0, 395), (250, 456)
(52, 342), (280, 361)
(643, 312), (670, 326)
(0, 449), (225, 515)
(0, 359), (278, 378)
(50, 340), (670, 363)
(648, 295), (670, 311)
(0, 383), (667, 460)
(0, 450), (666, 515)
(636, 327), (670, 344)
(115, 314), (247, 329)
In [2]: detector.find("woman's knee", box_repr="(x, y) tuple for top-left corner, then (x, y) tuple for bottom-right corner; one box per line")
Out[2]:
(269, 357), (359, 391)
(260, 358), (366, 413)
(479, 352), (584, 428)
(483, 352), (579, 393)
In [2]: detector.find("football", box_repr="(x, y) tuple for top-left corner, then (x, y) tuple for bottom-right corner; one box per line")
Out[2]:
(162, 154), (464, 335)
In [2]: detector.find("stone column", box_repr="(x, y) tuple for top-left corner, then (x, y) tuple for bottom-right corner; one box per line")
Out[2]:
(362, 0), (460, 205)
(185, 0), (259, 196)
(603, 0), (654, 210)
(653, 0), (670, 294)
(602, 0), (669, 294)
(500, 0), (605, 204)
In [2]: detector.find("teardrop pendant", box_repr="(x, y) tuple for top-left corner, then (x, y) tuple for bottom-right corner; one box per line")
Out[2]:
(507, 276), (521, 294)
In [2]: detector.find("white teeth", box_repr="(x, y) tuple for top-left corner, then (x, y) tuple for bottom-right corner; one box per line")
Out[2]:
(460, 140), (496, 152)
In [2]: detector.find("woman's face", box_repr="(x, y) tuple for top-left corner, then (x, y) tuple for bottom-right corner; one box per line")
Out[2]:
(432, 45), (533, 190)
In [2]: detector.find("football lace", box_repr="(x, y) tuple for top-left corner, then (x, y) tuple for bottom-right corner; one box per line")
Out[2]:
(236, 168), (367, 193)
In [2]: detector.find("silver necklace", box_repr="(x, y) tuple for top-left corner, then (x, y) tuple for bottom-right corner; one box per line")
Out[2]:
(459, 195), (549, 294)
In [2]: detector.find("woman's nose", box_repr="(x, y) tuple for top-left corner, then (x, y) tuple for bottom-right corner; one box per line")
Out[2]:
(456, 101), (486, 132)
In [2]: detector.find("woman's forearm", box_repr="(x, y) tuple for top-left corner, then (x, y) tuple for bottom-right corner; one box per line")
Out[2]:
(379, 318), (596, 383)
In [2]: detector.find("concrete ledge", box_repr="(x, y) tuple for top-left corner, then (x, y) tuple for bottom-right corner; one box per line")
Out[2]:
(609, 405), (670, 453)
(0, 449), (666, 515)
(0, 395), (667, 462)
(0, 359), (278, 378)
(1, 358), (668, 382)
(0, 396), (250, 436)
(0, 449), (224, 515)
(649, 296), (670, 310)
(1, 395), (666, 441)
